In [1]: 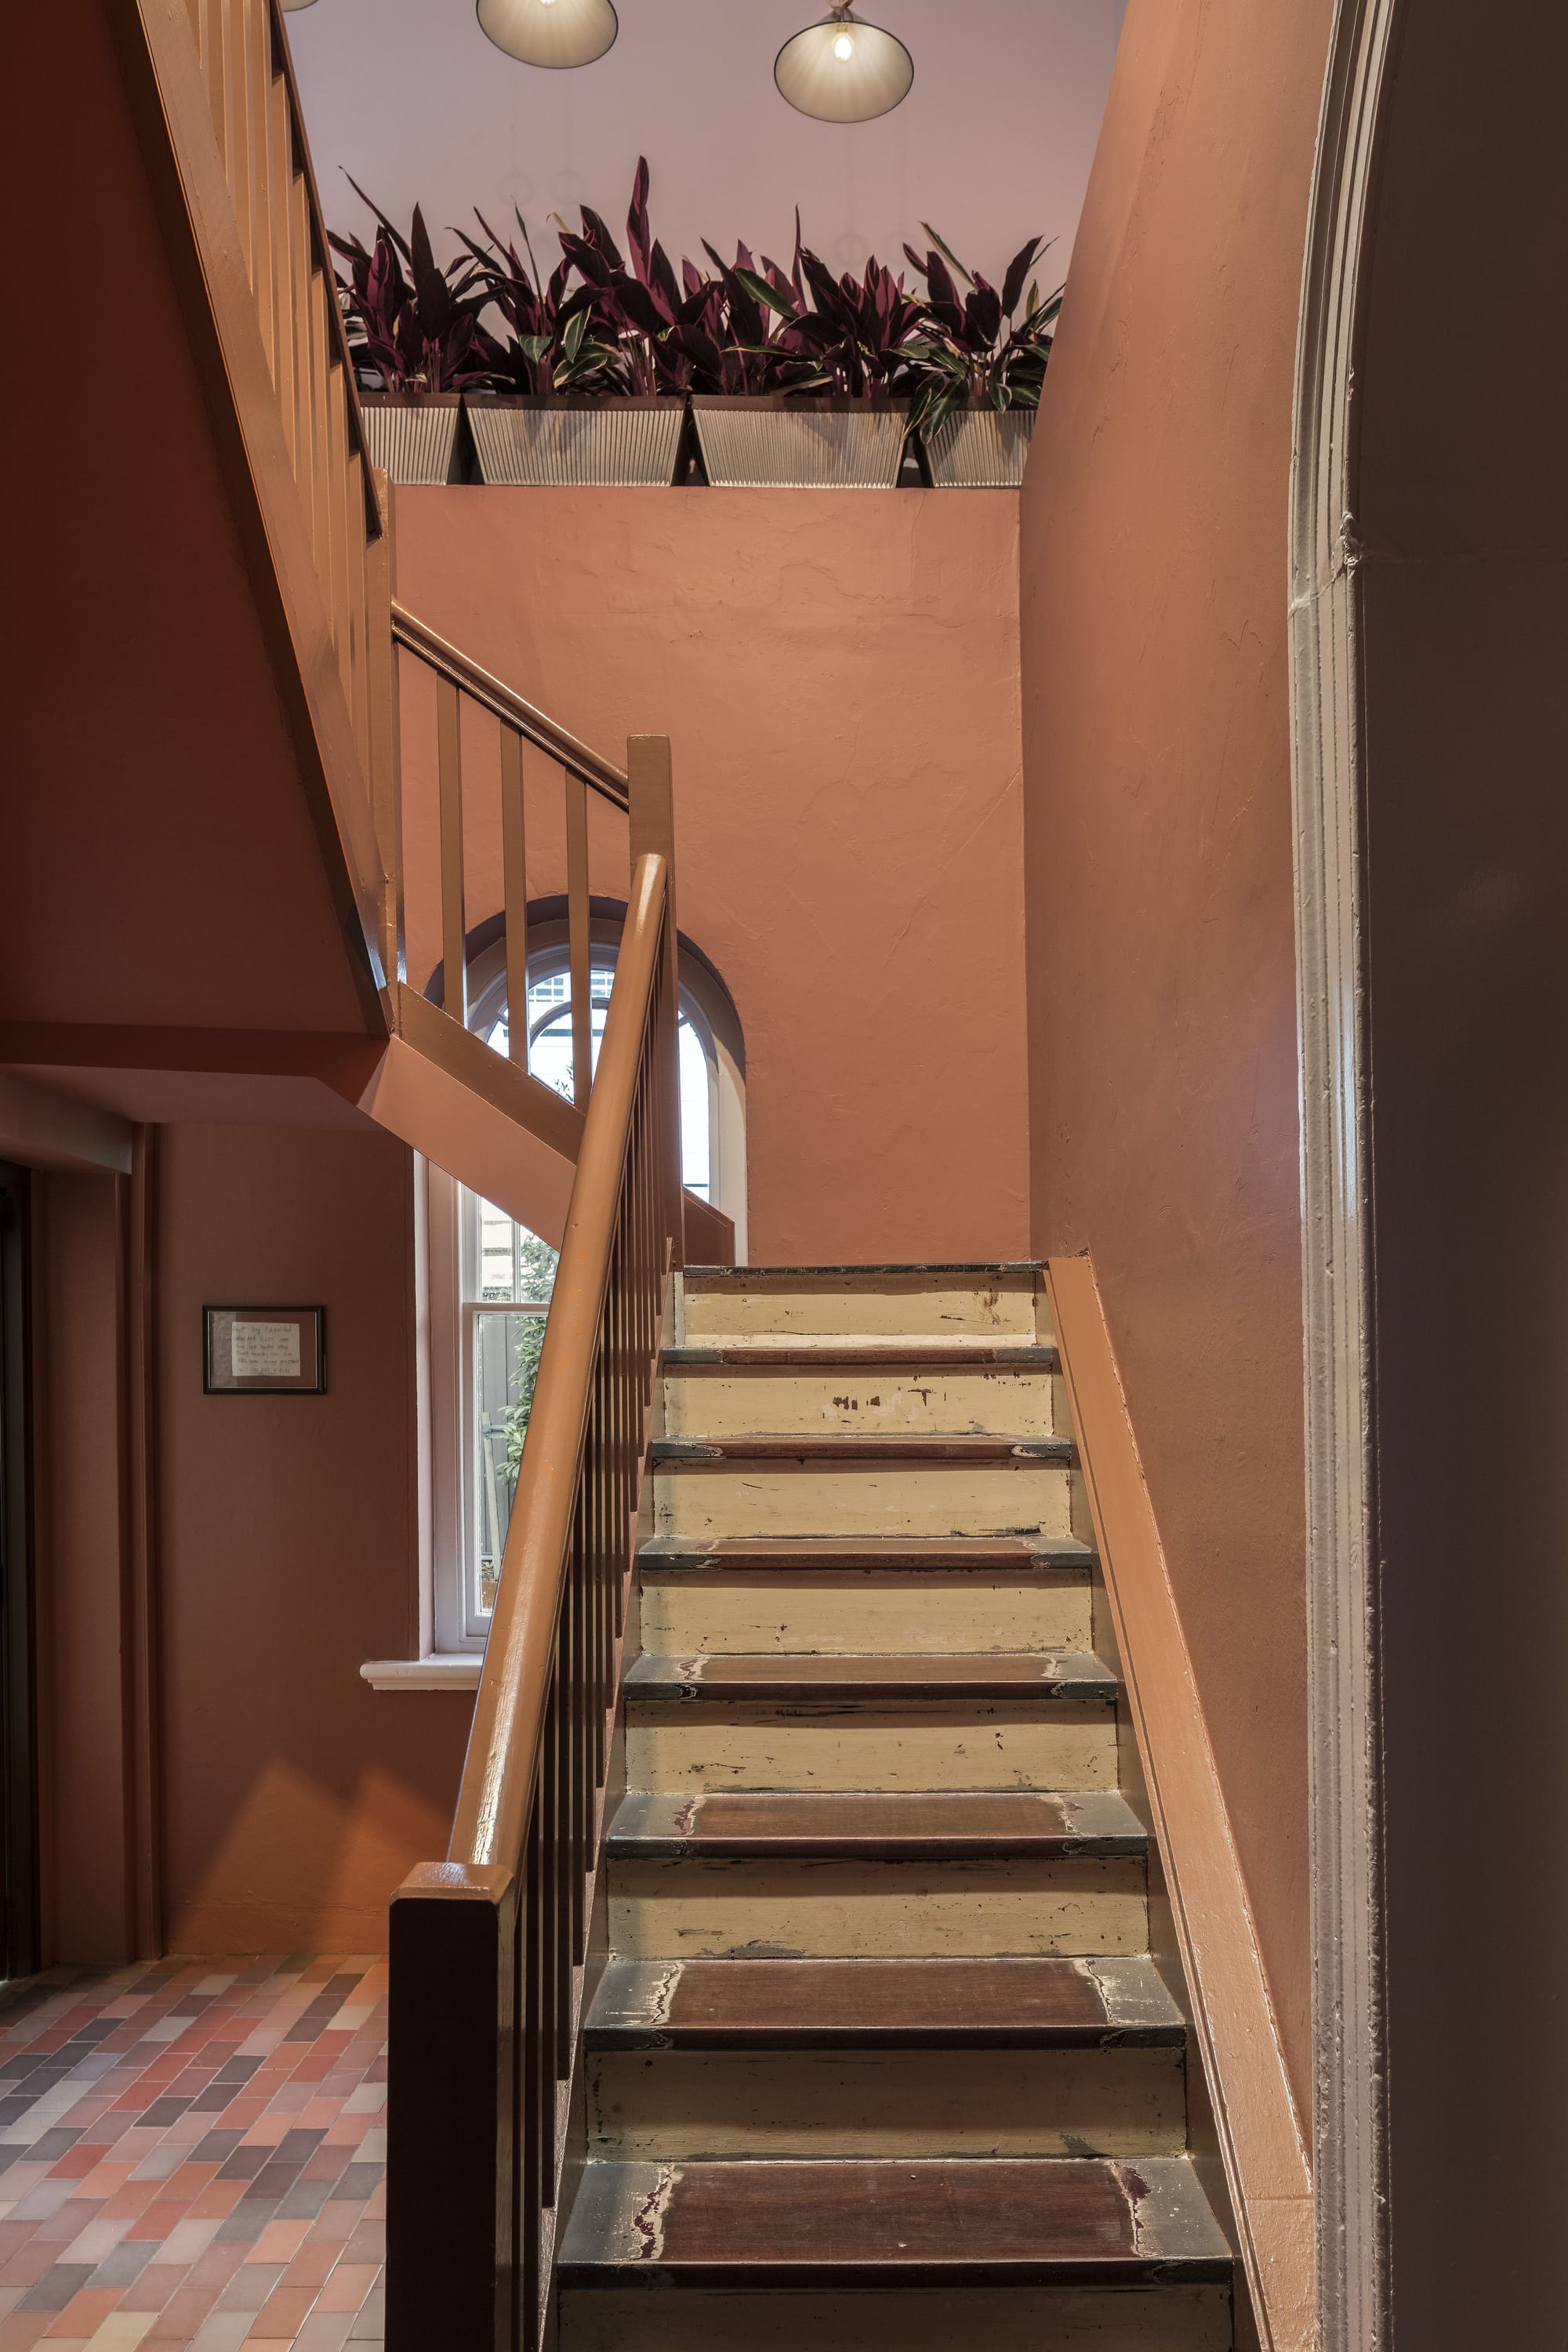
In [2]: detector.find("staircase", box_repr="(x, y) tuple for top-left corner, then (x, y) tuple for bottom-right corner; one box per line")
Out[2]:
(556, 1261), (1235, 2350)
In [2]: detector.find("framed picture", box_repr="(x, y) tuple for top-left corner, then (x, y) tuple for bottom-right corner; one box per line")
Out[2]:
(204, 1305), (325, 1396)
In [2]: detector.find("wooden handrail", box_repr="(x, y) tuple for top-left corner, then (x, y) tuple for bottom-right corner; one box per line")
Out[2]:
(391, 601), (630, 808)
(387, 851), (679, 2350)
(455, 849), (666, 1869)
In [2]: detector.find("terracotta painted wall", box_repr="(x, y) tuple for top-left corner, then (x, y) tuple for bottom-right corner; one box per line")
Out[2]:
(1018, 0), (1333, 2112)
(155, 1126), (467, 1953)
(394, 488), (1031, 1266)
(5, 2), (370, 1040)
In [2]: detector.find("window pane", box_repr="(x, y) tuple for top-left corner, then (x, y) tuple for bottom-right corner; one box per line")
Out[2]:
(679, 1017), (711, 1198)
(477, 1196), (519, 1301)
(471, 1306), (548, 1618)
(469, 1203), (557, 1308)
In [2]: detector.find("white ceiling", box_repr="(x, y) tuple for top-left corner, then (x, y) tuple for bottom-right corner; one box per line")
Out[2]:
(287, 1), (1124, 296)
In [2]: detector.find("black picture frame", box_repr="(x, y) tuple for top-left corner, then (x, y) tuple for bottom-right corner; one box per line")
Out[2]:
(203, 1305), (325, 1395)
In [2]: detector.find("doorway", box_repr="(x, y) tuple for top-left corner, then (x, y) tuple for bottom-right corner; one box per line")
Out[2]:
(0, 1162), (39, 1984)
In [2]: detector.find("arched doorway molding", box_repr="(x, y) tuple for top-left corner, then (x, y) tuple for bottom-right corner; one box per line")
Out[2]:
(1288, 5), (1403, 2342)
(1292, 2), (1568, 2341)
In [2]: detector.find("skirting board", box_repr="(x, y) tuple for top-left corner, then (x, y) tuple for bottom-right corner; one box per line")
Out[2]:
(1045, 1254), (1314, 2352)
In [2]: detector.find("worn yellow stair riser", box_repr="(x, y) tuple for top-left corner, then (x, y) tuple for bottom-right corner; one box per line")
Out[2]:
(662, 1364), (1062, 1437)
(624, 1700), (1117, 1791)
(638, 1570), (1094, 1655)
(586, 2045), (1188, 2158)
(608, 1857), (1149, 1959)
(655, 1461), (1073, 1541)
(679, 1274), (1047, 1342)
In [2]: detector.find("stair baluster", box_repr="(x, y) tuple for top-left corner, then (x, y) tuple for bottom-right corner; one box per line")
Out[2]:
(386, 852), (679, 2352)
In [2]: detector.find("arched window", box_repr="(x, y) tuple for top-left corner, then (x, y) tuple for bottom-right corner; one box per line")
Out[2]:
(423, 913), (746, 1652)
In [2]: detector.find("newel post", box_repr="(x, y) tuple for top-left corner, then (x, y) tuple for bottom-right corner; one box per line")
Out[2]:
(386, 1862), (516, 2352)
(626, 735), (684, 1267)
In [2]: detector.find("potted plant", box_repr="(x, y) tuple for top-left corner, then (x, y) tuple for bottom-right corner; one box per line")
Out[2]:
(461, 162), (691, 487)
(902, 227), (1064, 486)
(688, 227), (922, 487)
(329, 183), (494, 484)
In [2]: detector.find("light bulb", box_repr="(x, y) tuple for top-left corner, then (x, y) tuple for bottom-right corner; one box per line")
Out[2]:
(775, 9), (913, 122)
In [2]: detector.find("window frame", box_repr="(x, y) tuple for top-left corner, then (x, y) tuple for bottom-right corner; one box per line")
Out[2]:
(420, 913), (747, 1659)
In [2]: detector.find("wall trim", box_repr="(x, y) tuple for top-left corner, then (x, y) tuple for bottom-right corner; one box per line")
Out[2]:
(1046, 1255), (1314, 2352)
(1287, 2), (1403, 2343)
(118, 1127), (162, 1959)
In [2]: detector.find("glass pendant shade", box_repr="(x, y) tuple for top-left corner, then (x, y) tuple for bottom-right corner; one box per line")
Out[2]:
(280, 0), (318, 11)
(477, 0), (619, 68)
(774, 6), (913, 122)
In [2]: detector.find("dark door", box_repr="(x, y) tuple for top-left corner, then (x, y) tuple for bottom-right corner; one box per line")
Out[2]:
(0, 1163), (38, 1982)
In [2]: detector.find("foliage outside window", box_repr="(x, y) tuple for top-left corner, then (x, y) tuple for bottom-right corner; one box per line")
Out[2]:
(460, 951), (715, 1628)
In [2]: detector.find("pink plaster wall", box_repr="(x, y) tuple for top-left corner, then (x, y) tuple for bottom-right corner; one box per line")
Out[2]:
(155, 1126), (469, 1953)
(394, 487), (1032, 1267)
(1019, 0), (1333, 2113)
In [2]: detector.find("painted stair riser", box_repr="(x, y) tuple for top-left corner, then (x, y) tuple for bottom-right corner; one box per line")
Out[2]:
(609, 1857), (1148, 1960)
(624, 1701), (1116, 1792)
(586, 2043), (1186, 2160)
(639, 1570), (1094, 1656)
(662, 1365), (1061, 1439)
(560, 2285), (1232, 2352)
(655, 1461), (1073, 1541)
(681, 1277), (1046, 1343)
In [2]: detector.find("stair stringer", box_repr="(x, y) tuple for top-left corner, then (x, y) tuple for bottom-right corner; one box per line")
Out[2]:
(1046, 1254), (1314, 2352)
(336, 985), (585, 1247)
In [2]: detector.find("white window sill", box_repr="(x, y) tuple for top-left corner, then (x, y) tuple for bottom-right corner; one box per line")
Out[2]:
(359, 1657), (482, 1692)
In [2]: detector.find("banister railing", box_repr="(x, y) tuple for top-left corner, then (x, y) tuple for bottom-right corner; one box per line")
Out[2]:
(179, 0), (387, 800)
(386, 851), (681, 2351)
(144, 0), (734, 1263)
(390, 604), (630, 808)
(386, 604), (637, 1112)
(386, 602), (676, 1145)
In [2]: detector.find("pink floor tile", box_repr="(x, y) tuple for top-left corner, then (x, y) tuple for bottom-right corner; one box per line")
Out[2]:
(42, 2287), (120, 2339)
(310, 2266), (377, 2318)
(248, 2223), (310, 2269)
(0, 1962), (390, 2350)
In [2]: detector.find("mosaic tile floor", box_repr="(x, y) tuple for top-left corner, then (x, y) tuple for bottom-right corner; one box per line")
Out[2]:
(0, 1958), (387, 2350)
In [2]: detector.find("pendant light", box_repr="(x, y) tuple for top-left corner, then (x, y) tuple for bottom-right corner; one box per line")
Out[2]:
(477, 0), (619, 69)
(774, 4), (913, 123)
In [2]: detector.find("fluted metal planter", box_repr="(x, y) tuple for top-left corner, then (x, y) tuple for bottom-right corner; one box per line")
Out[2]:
(466, 397), (685, 487)
(924, 406), (1035, 488)
(691, 397), (909, 488)
(358, 394), (465, 485)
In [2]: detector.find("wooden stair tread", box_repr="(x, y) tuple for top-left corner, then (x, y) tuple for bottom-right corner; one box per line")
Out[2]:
(624, 1651), (1117, 1702)
(558, 2156), (1229, 2284)
(663, 1342), (1059, 1369)
(651, 1434), (1074, 1464)
(608, 1789), (1145, 1859)
(683, 1261), (1045, 1281)
(586, 1955), (1183, 2047)
(637, 1534), (1096, 1574)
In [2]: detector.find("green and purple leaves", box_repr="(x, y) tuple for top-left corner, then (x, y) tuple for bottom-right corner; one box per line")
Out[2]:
(331, 167), (1065, 427)
(329, 178), (492, 394)
(902, 227), (1065, 441)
